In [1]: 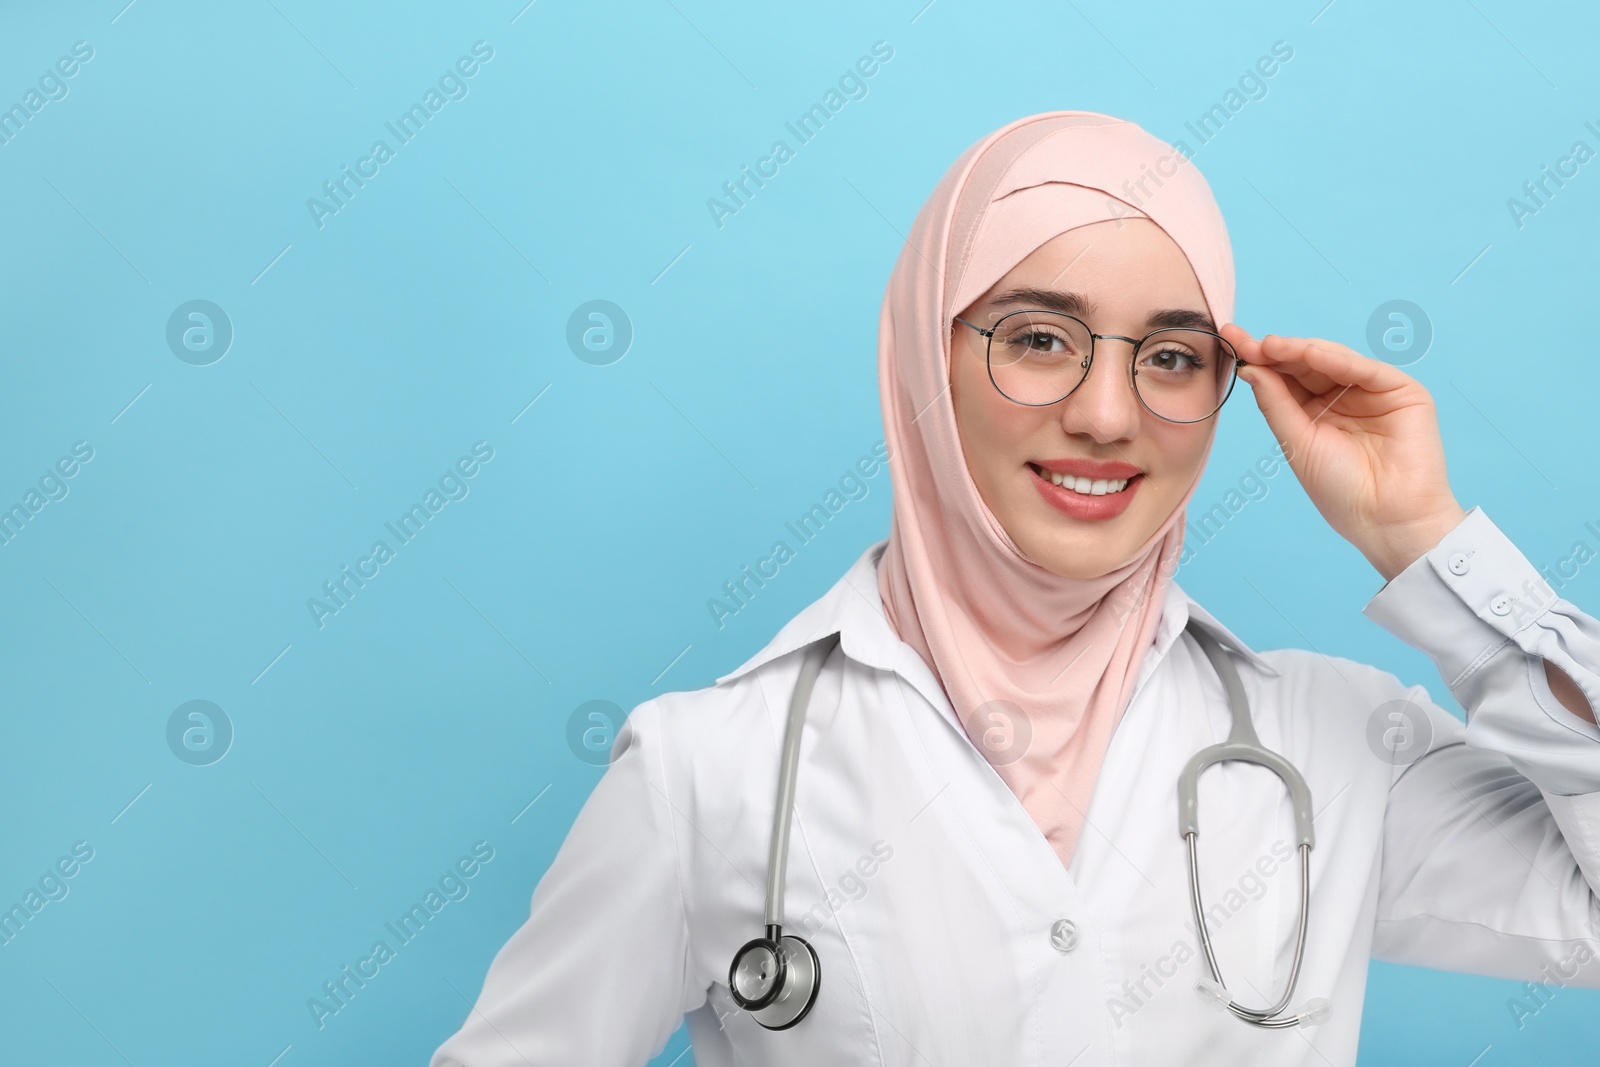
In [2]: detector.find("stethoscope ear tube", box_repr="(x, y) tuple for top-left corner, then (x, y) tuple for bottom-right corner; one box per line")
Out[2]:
(1177, 620), (1313, 846)
(1187, 834), (1318, 1027)
(1178, 618), (1322, 1028)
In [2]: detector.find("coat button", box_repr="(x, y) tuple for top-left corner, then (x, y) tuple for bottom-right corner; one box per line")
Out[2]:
(1491, 595), (1511, 616)
(1448, 553), (1470, 575)
(1050, 918), (1079, 953)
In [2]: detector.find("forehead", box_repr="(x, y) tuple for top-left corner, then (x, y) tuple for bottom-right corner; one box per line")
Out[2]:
(973, 221), (1211, 326)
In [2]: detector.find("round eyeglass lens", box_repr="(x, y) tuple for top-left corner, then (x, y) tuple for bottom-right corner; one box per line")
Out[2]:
(985, 311), (1093, 405)
(1132, 328), (1238, 422)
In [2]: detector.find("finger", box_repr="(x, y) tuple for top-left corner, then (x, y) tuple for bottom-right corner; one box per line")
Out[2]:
(1247, 335), (1342, 394)
(1259, 358), (1317, 408)
(1219, 323), (1263, 365)
(1255, 334), (1341, 370)
(1221, 327), (1280, 395)
(1237, 361), (1313, 458)
(1255, 359), (1398, 425)
(1221, 322), (1255, 345)
(1256, 334), (1400, 397)
(1265, 336), (1407, 394)
(1227, 328), (1345, 410)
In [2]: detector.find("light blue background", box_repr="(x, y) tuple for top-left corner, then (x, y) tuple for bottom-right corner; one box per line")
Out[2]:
(2, 0), (1596, 1063)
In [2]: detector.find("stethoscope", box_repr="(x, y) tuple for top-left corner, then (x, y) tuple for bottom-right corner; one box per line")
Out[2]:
(728, 619), (1328, 1031)
(1181, 619), (1329, 1029)
(726, 632), (838, 1029)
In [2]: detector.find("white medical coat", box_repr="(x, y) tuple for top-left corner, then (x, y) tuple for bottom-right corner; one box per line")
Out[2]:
(429, 506), (1600, 1066)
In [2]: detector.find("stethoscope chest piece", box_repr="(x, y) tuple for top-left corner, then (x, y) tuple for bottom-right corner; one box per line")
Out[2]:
(730, 930), (821, 1030)
(726, 633), (840, 1031)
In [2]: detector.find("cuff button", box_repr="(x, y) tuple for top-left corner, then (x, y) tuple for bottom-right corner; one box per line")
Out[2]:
(1490, 595), (1511, 616)
(1448, 553), (1470, 575)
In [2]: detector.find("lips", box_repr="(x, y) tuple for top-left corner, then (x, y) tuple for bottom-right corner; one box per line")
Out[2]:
(1030, 458), (1144, 480)
(1026, 462), (1143, 496)
(1026, 462), (1143, 521)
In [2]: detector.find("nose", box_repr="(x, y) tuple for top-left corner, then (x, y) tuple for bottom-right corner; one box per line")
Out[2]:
(1057, 336), (1144, 442)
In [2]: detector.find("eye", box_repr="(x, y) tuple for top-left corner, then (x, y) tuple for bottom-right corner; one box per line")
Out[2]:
(997, 326), (1079, 356)
(1140, 345), (1207, 374)
(1018, 330), (1066, 352)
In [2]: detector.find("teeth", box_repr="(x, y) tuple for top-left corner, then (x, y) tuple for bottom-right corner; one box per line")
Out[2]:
(1038, 466), (1131, 495)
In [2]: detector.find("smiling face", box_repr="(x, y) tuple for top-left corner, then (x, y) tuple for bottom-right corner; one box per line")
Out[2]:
(949, 218), (1222, 580)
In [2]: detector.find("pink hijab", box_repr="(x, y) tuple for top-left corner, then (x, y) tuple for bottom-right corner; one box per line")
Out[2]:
(875, 111), (1234, 870)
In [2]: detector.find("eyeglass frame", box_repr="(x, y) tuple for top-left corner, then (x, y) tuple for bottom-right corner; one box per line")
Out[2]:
(952, 309), (1242, 425)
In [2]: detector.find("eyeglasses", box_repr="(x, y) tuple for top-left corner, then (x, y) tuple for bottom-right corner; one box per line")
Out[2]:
(953, 309), (1241, 424)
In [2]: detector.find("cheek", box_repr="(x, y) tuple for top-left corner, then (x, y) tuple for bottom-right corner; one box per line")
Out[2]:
(1137, 430), (1210, 513)
(954, 360), (1031, 475)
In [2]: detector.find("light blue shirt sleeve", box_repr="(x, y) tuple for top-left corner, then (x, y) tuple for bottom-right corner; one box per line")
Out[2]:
(1362, 505), (1600, 981)
(1362, 504), (1600, 795)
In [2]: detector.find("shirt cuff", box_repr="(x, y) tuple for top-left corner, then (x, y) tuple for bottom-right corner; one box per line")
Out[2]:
(1362, 505), (1600, 795)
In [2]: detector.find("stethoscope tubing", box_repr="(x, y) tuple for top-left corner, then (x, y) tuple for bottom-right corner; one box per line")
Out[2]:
(1179, 621), (1318, 1028)
(734, 620), (1322, 1031)
(764, 633), (840, 928)
(1187, 834), (1314, 1027)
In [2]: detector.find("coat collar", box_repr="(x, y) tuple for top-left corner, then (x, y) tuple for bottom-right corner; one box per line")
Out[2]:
(715, 539), (1281, 710)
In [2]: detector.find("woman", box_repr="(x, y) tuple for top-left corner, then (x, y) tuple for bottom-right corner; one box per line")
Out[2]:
(430, 111), (1600, 1066)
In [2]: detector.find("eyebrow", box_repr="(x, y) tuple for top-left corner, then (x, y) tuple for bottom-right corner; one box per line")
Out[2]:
(987, 287), (1217, 333)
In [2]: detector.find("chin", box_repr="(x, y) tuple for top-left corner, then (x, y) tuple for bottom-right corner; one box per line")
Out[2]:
(1023, 511), (1156, 578)
(1037, 552), (1116, 581)
(1014, 530), (1111, 579)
